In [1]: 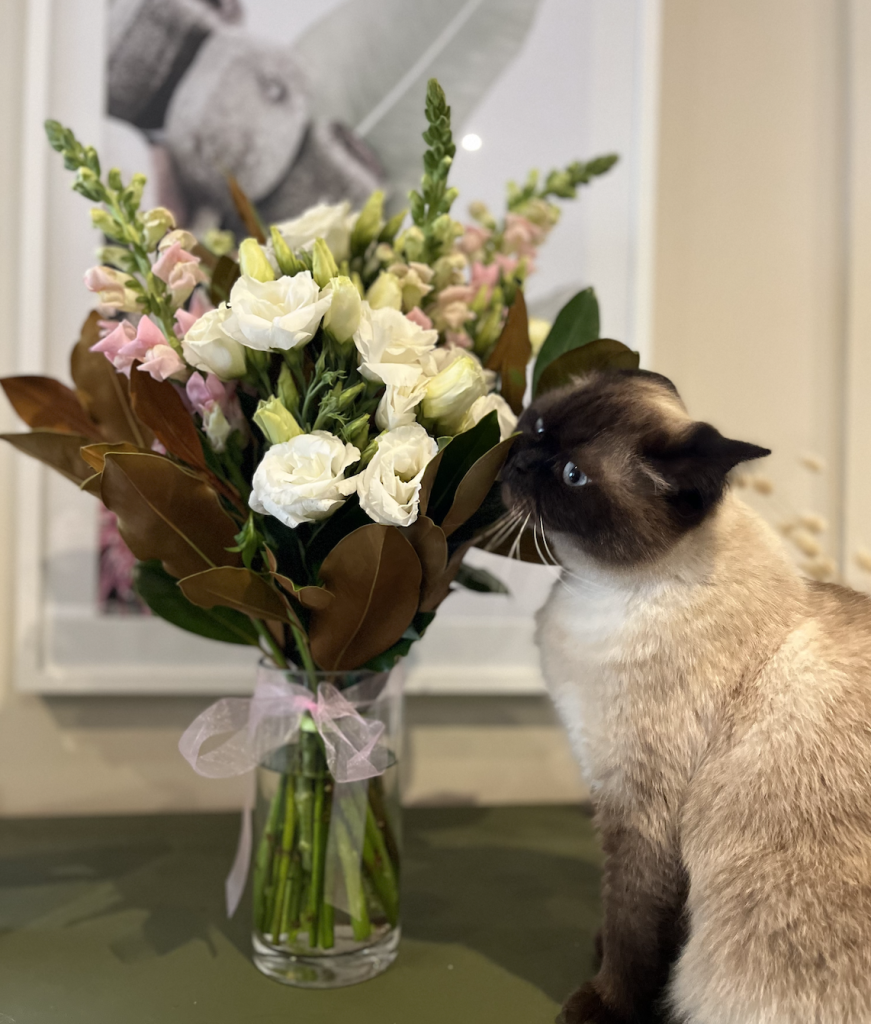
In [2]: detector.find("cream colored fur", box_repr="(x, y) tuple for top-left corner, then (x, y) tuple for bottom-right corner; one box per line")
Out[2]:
(538, 491), (871, 1023)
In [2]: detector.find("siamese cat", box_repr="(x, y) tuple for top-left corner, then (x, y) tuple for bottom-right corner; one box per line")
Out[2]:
(502, 370), (871, 1024)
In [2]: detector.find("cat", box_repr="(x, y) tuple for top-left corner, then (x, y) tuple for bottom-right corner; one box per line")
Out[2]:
(501, 369), (871, 1024)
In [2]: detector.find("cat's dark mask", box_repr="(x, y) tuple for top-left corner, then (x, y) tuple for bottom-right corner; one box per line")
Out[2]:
(501, 369), (770, 565)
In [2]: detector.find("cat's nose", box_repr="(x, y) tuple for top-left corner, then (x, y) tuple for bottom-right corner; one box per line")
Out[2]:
(509, 448), (543, 475)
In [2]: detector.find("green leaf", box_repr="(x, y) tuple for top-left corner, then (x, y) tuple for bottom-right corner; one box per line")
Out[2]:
(134, 560), (260, 646)
(535, 338), (640, 396)
(454, 563), (510, 595)
(425, 412), (501, 527)
(531, 287), (600, 394)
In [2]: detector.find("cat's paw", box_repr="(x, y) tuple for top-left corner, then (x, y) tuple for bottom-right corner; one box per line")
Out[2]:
(557, 983), (624, 1024)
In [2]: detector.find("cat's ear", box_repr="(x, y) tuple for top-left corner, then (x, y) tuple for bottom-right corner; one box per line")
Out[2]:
(646, 423), (770, 520)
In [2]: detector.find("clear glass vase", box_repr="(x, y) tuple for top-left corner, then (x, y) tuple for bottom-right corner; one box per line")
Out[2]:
(250, 666), (402, 988)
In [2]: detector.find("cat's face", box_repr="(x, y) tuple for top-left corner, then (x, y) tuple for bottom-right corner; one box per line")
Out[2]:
(501, 370), (771, 566)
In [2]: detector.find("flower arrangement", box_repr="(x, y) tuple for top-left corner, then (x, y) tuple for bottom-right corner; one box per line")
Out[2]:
(1, 80), (637, 981)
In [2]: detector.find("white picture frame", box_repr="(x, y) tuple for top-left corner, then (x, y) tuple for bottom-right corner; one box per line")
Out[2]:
(14, 0), (661, 694)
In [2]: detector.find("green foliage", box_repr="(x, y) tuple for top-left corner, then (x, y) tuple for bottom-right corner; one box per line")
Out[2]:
(408, 79), (460, 261)
(134, 560), (261, 646)
(454, 563), (509, 594)
(426, 411), (501, 527)
(507, 154), (619, 210)
(532, 288), (600, 394)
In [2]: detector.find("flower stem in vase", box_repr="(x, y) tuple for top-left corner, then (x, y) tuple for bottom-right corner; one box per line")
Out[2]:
(368, 776), (400, 872)
(306, 774), (329, 946)
(253, 774), (286, 933)
(269, 774), (297, 943)
(363, 801), (399, 927)
(335, 808), (371, 942)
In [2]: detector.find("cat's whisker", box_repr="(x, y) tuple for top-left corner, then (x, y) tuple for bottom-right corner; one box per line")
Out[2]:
(481, 510), (523, 552)
(508, 513), (531, 561)
(532, 520), (549, 566)
(538, 517), (561, 568)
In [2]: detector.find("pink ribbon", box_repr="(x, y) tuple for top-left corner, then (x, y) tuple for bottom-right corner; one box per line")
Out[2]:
(178, 666), (394, 916)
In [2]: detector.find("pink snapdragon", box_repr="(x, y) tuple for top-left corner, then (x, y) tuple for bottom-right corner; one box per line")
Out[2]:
(469, 261), (500, 302)
(90, 320), (137, 370)
(138, 344), (186, 382)
(185, 372), (242, 452)
(91, 315), (186, 381)
(84, 265), (142, 314)
(153, 242), (207, 306)
(459, 224), (491, 258)
(405, 307), (434, 330)
(502, 213), (545, 258)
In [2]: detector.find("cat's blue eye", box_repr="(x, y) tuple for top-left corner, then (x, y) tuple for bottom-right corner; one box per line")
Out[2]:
(534, 417), (545, 437)
(563, 461), (588, 487)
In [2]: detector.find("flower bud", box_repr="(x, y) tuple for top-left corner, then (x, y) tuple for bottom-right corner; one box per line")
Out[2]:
(159, 228), (198, 252)
(141, 206), (176, 249)
(277, 362), (300, 412)
(337, 381), (366, 410)
(239, 238), (275, 282)
(422, 353), (488, 434)
(323, 275), (362, 343)
(270, 225), (304, 276)
(90, 207), (125, 241)
(396, 225), (425, 262)
(528, 317), (552, 355)
(203, 228), (236, 257)
(126, 173), (147, 208)
(343, 414), (371, 448)
(350, 190), (384, 254)
(366, 271), (403, 311)
(97, 245), (132, 270)
(312, 237), (339, 287)
(253, 396), (304, 446)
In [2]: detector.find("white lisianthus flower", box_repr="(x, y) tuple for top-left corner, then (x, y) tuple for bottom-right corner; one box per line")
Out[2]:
(224, 272), (332, 352)
(459, 393), (518, 440)
(357, 424), (438, 528)
(249, 431), (360, 529)
(181, 304), (248, 379)
(421, 352), (488, 434)
(375, 378), (429, 431)
(353, 304), (438, 387)
(272, 202), (355, 264)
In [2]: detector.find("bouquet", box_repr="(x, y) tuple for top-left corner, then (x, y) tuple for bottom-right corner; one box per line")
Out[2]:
(2, 79), (636, 980)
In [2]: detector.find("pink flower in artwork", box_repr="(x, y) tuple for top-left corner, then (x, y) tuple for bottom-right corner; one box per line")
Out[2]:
(405, 307), (434, 330)
(153, 242), (207, 306)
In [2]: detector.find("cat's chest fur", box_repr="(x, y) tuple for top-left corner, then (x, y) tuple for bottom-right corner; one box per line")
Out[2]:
(535, 567), (707, 820)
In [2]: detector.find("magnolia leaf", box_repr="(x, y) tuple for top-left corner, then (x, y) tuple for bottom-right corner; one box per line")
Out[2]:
(531, 287), (600, 394)
(364, 610), (435, 672)
(70, 312), (152, 447)
(535, 338), (640, 396)
(134, 560), (260, 646)
(422, 539), (475, 609)
(440, 434), (518, 538)
(0, 431), (93, 484)
(485, 290), (531, 414)
(401, 515), (448, 612)
(101, 451), (242, 579)
(454, 563), (509, 594)
(209, 255), (242, 307)
(178, 566), (289, 623)
(417, 449), (444, 518)
(310, 524), (422, 671)
(426, 412), (501, 527)
(0, 376), (101, 440)
(271, 573), (333, 611)
(80, 441), (149, 473)
(226, 174), (266, 243)
(129, 366), (206, 471)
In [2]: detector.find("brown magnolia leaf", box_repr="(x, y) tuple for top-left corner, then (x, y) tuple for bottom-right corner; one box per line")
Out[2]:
(101, 451), (242, 579)
(423, 539), (476, 610)
(191, 243), (219, 271)
(0, 431), (93, 485)
(227, 175), (266, 243)
(272, 573), (334, 611)
(129, 366), (206, 471)
(70, 312), (153, 448)
(310, 524), (422, 671)
(535, 338), (640, 396)
(208, 255), (242, 307)
(440, 435), (518, 538)
(80, 472), (103, 497)
(0, 376), (101, 440)
(418, 449), (444, 518)
(485, 290), (532, 415)
(179, 567), (290, 623)
(80, 441), (148, 473)
(401, 516), (448, 613)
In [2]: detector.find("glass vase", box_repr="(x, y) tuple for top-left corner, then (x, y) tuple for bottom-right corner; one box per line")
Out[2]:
(250, 666), (402, 988)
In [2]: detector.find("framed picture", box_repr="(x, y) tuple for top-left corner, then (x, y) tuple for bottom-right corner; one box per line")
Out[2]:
(15, 0), (661, 693)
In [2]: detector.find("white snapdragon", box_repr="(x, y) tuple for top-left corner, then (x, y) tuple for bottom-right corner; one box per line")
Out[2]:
(353, 304), (438, 388)
(181, 304), (247, 379)
(459, 393), (518, 440)
(249, 431), (360, 528)
(356, 424), (438, 528)
(224, 272), (332, 352)
(271, 202), (355, 264)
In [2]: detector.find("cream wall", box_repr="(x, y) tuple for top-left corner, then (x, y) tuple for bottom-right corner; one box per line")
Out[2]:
(0, 0), (857, 815)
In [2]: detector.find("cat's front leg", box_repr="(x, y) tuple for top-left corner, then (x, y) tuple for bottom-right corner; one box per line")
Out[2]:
(561, 818), (687, 1024)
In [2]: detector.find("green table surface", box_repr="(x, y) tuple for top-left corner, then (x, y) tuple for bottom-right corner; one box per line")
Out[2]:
(0, 805), (602, 1024)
